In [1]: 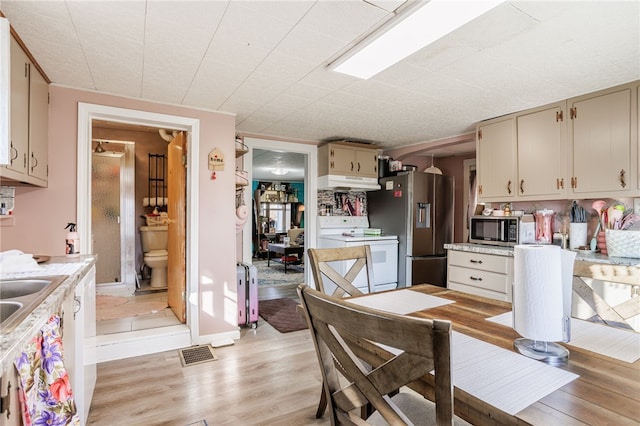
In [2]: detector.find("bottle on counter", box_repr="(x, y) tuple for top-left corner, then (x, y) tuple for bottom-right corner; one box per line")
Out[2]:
(65, 222), (80, 258)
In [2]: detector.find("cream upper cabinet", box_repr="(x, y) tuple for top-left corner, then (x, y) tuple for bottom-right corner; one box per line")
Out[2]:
(0, 36), (48, 187)
(6, 37), (29, 177)
(478, 81), (639, 201)
(569, 86), (635, 197)
(318, 142), (379, 178)
(27, 61), (48, 182)
(516, 102), (567, 199)
(354, 148), (378, 177)
(476, 117), (517, 199)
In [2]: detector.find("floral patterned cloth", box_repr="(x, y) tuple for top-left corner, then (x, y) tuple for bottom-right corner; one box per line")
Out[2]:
(14, 315), (80, 426)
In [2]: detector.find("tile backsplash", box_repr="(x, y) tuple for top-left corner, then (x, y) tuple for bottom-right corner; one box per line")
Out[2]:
(317, 190), (367, 216)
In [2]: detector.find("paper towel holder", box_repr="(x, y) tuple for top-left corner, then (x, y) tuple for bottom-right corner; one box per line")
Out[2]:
(514, 335), (569, 365)
(512, 244), (576, 365)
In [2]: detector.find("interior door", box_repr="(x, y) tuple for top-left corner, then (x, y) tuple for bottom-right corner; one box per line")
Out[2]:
(167, 131), (187, 322)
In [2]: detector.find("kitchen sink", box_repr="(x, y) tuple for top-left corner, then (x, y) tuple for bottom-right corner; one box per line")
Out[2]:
(0, 279), (52, 299)
(0, 275), (68, 333)
(0, 301), (23, 322)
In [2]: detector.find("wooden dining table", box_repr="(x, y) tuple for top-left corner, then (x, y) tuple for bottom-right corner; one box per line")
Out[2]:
(349, 284), (640, 426)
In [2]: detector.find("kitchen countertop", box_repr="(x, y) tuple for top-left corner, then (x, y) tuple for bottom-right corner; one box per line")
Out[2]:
(444, 243), (640, 267)
(0, 255), (96, 372)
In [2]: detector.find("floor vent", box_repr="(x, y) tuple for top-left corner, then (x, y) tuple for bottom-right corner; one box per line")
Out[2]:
(178, 345), (218, 367)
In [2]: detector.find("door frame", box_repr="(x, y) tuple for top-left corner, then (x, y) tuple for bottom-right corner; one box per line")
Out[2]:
(463, 158), (477, 243)
(241, 137), (318, 287)
(77, 103), (200, 340)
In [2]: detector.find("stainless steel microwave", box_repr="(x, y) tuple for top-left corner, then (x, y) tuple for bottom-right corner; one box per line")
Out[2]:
(469, 216), (520, 246)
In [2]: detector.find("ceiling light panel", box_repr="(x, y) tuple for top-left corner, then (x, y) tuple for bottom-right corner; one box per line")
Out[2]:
(332, 0), (506, 79)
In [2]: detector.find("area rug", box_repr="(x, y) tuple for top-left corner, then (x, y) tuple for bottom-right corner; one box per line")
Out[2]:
(96, 295), (168, 321)
(253, 259), (305, 287)
(258, 297), (309, 333)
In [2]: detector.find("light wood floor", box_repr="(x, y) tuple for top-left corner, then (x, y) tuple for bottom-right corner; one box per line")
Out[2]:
(88, 283), (330, 425)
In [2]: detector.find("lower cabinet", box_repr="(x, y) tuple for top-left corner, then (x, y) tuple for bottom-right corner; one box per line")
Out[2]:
(447, 250), (513, 302)
(62, 266), (96, 425)
(0, 365), (20, 426)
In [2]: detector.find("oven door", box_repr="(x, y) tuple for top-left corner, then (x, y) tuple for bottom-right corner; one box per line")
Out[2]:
(345, 238), (399, 292)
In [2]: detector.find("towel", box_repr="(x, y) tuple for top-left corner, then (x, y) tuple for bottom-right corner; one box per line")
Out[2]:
(143, 197), (168, 207)
(14, 315), (80, 426)
(0, 250), (42, 274)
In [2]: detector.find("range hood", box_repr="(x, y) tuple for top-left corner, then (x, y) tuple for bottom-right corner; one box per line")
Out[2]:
(317, 174), (381, 191)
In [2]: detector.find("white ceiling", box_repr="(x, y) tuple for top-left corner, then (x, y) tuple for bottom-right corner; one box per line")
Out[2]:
(1, 0), (639, 156)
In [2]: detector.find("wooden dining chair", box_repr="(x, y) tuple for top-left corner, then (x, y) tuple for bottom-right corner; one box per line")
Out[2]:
(298, 284), (459, 426)
(307, 246), (375, 297)
(307, 245), (376, 417)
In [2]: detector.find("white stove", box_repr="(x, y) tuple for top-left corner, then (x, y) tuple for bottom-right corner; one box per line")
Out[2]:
(317, 216), (398, 293)
(317, 216), (397, 241)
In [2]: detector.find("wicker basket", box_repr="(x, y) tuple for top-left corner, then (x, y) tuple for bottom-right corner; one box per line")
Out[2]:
(145, 212), (169, 226)
(605, 229), (640, 258)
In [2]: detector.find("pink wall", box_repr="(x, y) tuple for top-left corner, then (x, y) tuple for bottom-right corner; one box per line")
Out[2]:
(1, 86), (238, 337)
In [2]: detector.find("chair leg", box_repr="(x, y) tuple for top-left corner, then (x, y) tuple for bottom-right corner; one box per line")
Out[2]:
(315, 386), (327, 418)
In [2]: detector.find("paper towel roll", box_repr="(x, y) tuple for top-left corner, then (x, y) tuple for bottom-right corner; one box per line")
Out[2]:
(513, 245), (575, 342)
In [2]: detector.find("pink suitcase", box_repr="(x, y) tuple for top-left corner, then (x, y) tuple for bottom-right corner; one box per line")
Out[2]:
(237, 263), (259, 328)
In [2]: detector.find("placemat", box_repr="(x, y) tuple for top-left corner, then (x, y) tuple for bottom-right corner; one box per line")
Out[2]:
(346, 289), (454, 314)
(487, 311), (640, 363)
(450, 331), (579, 416)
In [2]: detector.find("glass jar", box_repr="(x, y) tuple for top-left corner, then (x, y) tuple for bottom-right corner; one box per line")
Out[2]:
(534, 209), (554, 244)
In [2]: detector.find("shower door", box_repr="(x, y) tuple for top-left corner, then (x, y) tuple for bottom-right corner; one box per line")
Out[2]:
(91, 144), (135, 288)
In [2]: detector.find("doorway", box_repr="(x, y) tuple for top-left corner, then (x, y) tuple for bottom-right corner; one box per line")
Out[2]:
(241, 137), (318, 293)
(77, 103), (197, 362)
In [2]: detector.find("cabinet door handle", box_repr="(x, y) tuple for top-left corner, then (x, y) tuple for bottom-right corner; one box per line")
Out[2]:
(74, 296), (81, 319)
(30, 153), (38, 172)
(470, 259), (483, 264)
(619, 169), (626, 188)
(507, 180), (511, 194)
(470, 276), (483, 281)
(0, 379), (11, 419)
(520, 179), (525, 194)
(357, 162), (361, 172)
(9, 142), (17, 162)
(350, 161), (354, 171)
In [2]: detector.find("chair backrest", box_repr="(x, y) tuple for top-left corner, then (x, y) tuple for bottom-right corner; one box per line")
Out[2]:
(298, 284), (453, 426)
(307, 246), (375, 297)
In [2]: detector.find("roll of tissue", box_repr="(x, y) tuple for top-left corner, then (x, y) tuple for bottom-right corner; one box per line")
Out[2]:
(513, 245), (576, 342)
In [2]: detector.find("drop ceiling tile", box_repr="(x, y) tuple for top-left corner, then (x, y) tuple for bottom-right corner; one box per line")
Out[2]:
(273, 25), (346, 65)
(282, 81), (335, 102)
(253, 52), (318, 86)
(297, 0), (390, 43)
(67, 1), (145, 45)
(364, 0), (407, 13)
(234, 1), (314, 27)
(214, 2), (294, 51)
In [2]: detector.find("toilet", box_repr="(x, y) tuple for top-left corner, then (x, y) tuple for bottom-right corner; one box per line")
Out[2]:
(139, 225), (168, 288)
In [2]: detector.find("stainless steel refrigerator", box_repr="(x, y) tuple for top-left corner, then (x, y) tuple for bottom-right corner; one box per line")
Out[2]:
(367, 171), (454, 288)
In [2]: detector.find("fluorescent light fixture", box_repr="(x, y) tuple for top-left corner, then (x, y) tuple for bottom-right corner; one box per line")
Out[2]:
(331, 0), (506, 79)
(271, 168), (288, 176)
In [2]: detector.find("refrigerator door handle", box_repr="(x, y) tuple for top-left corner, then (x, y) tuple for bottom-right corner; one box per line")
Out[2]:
(416, 202), (430, 228)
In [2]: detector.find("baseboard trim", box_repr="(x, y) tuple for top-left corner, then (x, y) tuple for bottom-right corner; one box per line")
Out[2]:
(96, 325), (191, 363)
